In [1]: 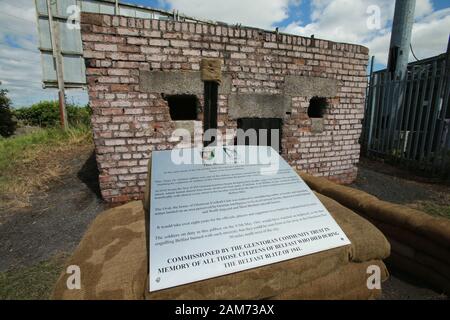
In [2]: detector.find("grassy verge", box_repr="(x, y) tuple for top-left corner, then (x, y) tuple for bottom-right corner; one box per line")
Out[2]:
(418, 202), (450, 220)
(0, 125), (93, 210)
(0, 254), (67, 300)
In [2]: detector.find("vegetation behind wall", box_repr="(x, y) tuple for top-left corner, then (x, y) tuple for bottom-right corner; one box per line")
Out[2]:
(14, 101), (91, 128)
(0, 89), (17, 138)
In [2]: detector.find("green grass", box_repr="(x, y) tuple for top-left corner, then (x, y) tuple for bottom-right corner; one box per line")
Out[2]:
(0, 125), (91, 174)
(0, 126), (91, 299)
(0, 125), (92, 209)
(420, 202), (450, 220)
(0, 254), (67, 300)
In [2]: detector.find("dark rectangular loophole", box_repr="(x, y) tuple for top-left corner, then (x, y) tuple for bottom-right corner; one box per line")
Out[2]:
(308, 96), (328, 118)
(236, 118), (282, 153)
(167, 95), (198, 120)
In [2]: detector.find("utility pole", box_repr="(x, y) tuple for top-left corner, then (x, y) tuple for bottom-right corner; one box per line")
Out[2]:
(387, 0), (416, 80)
(46, 0), (68, 130)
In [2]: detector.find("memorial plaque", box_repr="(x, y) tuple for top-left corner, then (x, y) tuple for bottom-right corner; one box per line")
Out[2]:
(149, 146), (350, 292)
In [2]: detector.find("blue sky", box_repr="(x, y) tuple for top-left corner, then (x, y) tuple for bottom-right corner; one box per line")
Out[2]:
(0, 0), (449, 107)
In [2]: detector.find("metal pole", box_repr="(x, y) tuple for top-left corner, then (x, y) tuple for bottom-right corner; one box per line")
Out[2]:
(46, 0), (68, 130)
(386, 0), (416, 154)
(363, 56), (375, 154)
(387, 0), (416, 81)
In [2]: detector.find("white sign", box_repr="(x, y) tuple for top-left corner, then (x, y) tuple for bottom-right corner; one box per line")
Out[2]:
(149, 146), (350, 292)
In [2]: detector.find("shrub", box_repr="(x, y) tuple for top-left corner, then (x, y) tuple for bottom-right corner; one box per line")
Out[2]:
(0, 89), (17, 137)
(68, 103), (92, 126)
(15, 101), (91, 128)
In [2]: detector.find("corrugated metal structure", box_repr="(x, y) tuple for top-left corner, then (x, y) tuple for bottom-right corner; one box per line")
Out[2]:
(34, 0), (208, 88)
(362, 41), (450, 176)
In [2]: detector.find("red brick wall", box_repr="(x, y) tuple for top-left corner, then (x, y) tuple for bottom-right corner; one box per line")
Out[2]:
(80, 13), (369, 203)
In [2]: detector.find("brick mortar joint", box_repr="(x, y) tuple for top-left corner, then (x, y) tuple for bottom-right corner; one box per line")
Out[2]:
(79, 12), (368, 203)
(80, 12), (370, 54)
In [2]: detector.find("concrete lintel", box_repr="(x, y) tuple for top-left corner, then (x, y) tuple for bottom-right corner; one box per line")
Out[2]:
(140, 70), (231, 95)
(228, 93), (290, 120)
(284, 75), (341, 97)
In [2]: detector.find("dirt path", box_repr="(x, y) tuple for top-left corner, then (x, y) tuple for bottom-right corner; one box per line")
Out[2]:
(0, 147), (106, 272)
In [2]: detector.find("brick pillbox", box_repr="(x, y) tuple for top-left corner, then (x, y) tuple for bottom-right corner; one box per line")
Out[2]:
(80, 13), (369, 203)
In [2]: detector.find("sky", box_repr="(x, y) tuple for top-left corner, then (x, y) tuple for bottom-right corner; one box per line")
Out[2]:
(0, 0), (449, 107)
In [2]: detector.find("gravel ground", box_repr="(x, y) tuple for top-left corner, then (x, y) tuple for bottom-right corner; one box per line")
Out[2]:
(380, 273), (447, 300)
(350, 158), (450, 206)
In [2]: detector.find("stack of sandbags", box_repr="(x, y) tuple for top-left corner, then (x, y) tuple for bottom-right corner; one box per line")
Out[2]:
(200, 58), (222, 84)
(52, 201), (148, 300)
(52, 193), (390, 300)
(299, 172), (450, 295)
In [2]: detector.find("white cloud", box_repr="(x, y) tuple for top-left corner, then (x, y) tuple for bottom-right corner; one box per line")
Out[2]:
(286, 0), (392, 43)
(365, 3), (450, 65)
(163, 0), (298, 29)
(283, 0), (449, 67)
(415, 0), (434, 17)
(410, 8), (450, 60)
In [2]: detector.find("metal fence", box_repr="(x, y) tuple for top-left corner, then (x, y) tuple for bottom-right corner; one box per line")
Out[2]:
(362, 50), (450, 175)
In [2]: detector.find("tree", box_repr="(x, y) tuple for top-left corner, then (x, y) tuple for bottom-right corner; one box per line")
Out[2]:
(0, 88), (17, 137)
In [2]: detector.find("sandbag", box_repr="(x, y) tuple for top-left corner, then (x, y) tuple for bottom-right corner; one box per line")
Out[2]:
(52, 201), (148, 300)
(53, 200), (353, 300)
(200, 58), (222, 84)
(299, 171), (450, 294)
(364, 217), (450, 266)
(273, 260), (388, 300)
(299, 172), (379, 212)
(387, 238), (449, 280)
(52, 195), (390, 299)
(299, 171), (450, 248)
(366, 201), (450, 248)
(146, 194), (390, 299)
(315, 193), (390, 262)
(145, 247), (351, 300)
(387, 252), (450, 295)
(297, 172), (332, 194)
